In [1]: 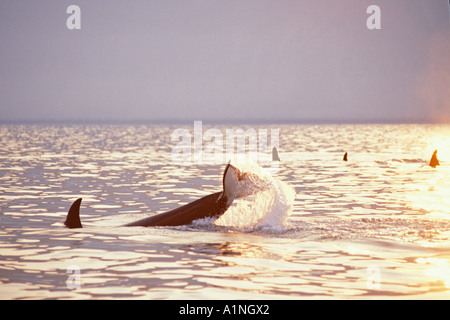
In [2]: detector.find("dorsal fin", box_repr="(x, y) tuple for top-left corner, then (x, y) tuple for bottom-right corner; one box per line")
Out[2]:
(343, 152), (348, 161)
(65, 198), (83, 228)
(429, 150), (440, 168)
(272, 147), (280, 161)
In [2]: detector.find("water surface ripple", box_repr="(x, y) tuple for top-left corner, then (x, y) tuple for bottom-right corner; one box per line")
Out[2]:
(1, 124), (450, 299)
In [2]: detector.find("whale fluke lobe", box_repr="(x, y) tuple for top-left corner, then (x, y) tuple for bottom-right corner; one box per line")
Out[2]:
(126, 164), (245, 227)
(65, 198), (83, 229)
(429, 150), (440, 168)
(63, 164), (266, 228)
(343, 152), (348, 162)
(124, 191), (226, 227)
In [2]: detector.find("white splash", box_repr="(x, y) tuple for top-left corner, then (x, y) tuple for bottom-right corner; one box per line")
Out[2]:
(215, 162), (296, 232)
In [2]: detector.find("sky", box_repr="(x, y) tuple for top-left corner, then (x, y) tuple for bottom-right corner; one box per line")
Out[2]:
(0, 0), (449, 123)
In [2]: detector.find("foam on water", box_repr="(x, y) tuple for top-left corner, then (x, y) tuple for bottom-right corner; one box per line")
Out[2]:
(215, 163), (296, 232)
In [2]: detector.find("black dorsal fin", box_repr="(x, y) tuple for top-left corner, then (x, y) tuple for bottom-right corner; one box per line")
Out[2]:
(65, 198), (83, 228)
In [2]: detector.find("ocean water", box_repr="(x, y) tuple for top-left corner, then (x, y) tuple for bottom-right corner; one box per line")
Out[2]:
(1, 123), (450, 299)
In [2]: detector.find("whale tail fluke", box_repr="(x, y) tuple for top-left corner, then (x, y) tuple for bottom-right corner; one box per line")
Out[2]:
(223, 163), (268, 201)
(63, 164), (267, 229)
(429, 150), (440, 168)
(65, 198), (83, 229)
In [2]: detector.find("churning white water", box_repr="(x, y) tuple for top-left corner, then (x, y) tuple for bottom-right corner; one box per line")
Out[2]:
(215, 163), (296, 232)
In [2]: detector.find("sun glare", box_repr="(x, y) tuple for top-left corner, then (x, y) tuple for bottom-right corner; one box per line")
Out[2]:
(417, 257), (450, 289)
(426, 134), (450, 163)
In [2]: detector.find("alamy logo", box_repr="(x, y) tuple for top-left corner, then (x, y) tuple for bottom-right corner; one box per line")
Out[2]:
(66, 5), (81, 30)
(66, 265), (81, 289)
(366, 5), (381, 30)
(366, 265), (381, 290)
(171, 121), (280, 168)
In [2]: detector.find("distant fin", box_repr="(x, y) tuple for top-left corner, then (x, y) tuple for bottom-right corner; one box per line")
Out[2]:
(272, 147), (280, 161)
(429, 150), (440, 168)
(343, 152), (348, 161)
(65, 198), (83, 228)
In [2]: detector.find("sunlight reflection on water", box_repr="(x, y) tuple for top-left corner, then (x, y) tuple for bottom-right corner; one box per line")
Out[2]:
(1, 124), (450, 299)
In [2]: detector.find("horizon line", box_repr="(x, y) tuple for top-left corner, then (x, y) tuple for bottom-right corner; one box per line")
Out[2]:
(0, 118), (449, 126)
